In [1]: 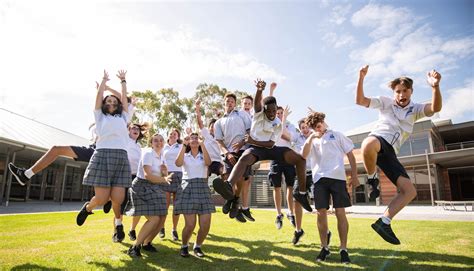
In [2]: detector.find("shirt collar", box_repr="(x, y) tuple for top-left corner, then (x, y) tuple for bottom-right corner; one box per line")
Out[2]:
(223, 110), (239, 117)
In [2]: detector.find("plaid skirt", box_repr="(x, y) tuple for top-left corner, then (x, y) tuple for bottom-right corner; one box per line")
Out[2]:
(174, 178), (216, 215)
(125, 177), (168, 216)
(83, 149), (132, 187)
(158, 171), (182, 193)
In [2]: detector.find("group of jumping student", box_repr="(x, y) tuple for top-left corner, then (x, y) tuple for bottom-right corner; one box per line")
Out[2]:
(8, 65), (442, 263)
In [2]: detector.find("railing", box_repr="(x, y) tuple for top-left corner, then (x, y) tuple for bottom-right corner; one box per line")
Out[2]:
(445, 141), (474, 151)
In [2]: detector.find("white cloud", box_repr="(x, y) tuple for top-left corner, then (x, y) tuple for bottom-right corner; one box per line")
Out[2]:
(0, 1), (284, 137)
(316, 79), (333, 88)
(329, 4), (352, 25)
(322, 32), (355, 48)
(440, 79), (474, 120)
(349, 3), (474, 85)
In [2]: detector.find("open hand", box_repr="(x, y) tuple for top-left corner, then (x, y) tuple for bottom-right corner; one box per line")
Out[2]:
(116, 70), (127, 81)
(255, 78), (266, 91)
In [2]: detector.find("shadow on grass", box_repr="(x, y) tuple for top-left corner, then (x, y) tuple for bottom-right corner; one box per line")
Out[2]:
(10, 264), (62, 271)
(56, 233), (474, 271)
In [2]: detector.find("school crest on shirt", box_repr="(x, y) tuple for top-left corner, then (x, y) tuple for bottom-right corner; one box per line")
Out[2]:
(405, 106), (414, 117)
(329, 134), (336, 140)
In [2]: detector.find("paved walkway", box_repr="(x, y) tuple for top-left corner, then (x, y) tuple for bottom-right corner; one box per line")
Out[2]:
(1, 200), (473, 221)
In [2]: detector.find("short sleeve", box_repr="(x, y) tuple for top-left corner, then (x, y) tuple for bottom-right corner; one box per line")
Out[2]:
(142, 152), (153, 167)
(413, 103), (426, 121)
(337, 132), (354, 154)
(201, 127), (213, 141)
(214, 119), (224, 141)
(93, 109), (103, 124)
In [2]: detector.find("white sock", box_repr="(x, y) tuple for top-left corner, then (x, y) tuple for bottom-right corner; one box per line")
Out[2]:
(381, 216), (391, 225)
(182, 244), (189, 249)
(299, 191), (306, 195)
(193, 244), (201, 249)
(367, 172), (378, 179)
(340, 248), (348, 253)
(323, 246), (329, 251)
(24, 169), (34, 179)
(242, 207), (249, 210)
(115, 218), (122, 226)
(327, 230), (330, 234)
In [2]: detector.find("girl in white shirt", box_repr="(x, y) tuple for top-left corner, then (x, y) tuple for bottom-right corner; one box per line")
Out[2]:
(174, 133), (214, 257)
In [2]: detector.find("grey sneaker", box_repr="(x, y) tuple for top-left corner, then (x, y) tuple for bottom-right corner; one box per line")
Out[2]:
(287, 214), (296, 228)
(275, 214), (283, 230)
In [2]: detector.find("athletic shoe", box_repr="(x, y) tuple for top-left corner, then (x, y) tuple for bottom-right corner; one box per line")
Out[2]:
(222, 199), (233, 214)
(76, 201), (93, 226)
(158, 228), (165, 238)
(234, 209), (247, 223)
(241, 208), (255, 222)
(275, 214), (283, 230)
(292, 229), (305, 245)
(229, 197), (240, 219)
(8, 163), (30, 186)
(180, 246), (190, 257)
(340, 249), (351, 264)
(327, 231), (332, 246)
(127, 245), (142, 257)
(128, 230), (137, 241)
(367, 176), (380, 201)
(112, 225), (125, 243)
(193, 247), (205, 257)
(293, 191), (313, 212)
(142, 242), (158, 252)
(316, 247), (330, 262)
(371, 218), (401, 245)
(287, 214), (296, 228)
(172, 230), (179, 241)
(212, 178), (234, 200)
(103, 201), (112, 214)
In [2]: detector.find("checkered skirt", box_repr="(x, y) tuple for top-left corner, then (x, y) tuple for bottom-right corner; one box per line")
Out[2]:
(173, 178), (216, 215)
(158, 171), (182, 193)
(125, 177), (168, 216)
(83, 149), (132, 187)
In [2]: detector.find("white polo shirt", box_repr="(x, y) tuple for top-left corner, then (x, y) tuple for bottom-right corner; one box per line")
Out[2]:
(294, 133), (312, 170)
(368, 96), (426, 154)
(94, 110), (130, 150)
(127, 138), (142, 175)
(309, 130), (354, 182)
(214, 110), (252, 151)
(182, 152), (207, 179)
(249, 111), (283, 143)
(163, 143), (183, 172)
(201, 128), (222, 162)
(137, 148), (165, 180)
(275, 120), (298, 148)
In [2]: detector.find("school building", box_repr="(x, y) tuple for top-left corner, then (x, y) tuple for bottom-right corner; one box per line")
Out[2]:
(1, 107), (473, 208)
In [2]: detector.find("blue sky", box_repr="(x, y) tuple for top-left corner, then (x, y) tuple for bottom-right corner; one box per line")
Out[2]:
(1, 0), (473, 139)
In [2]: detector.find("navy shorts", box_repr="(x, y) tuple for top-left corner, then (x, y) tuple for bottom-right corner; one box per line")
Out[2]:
(313, 177), (351, 210)
(208, 161), (223, 176)
(268, 161), (296, 188)
(223, 150), (251, 179)
(70, 144), (96, 162)
(373, 135), (410, 185)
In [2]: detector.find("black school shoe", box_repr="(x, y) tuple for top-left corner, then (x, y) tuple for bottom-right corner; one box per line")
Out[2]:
(371, 218), (401, 245)
(127, 245), (142, 257)
(212, 178), (235, 200)
(293, 191), (313, 212)
(172, 230), (179, 241)
(229, 197), (240, 219)
(128, 230), (137, 241)
(340, 249), (351, 264)
(234, 209), (247, 223)
(292, 229), (305, 245)
(103, 201), (112, 214)
(142, 242), (158, 252)
(193, 247), (205, 257)
(327, 231), (332, 246)
(222, 199), (233, 214)
(158, 227), (165, 238)
(367, 176), (380, 201)
(8, 163), (30, 186)
(275, 214), (283, 230)
(76, 201), (93, 226)
(112, 225), (125, 243)
(241, 208), (255, 222)
(316, 247), (330, 262)
(287, 214), (296, 228)
(180, 246), (190, 257)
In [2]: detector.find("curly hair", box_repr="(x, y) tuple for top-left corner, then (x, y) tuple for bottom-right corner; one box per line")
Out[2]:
(305, 112), (326, 128)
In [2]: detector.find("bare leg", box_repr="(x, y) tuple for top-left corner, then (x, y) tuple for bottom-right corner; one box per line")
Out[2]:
(135, 216), (160, 246)
(273, 187), (282, 215)
(335, 208), (349, 250)
(144, 215), (165, 244)
(182, 214), (197, 246)
(283, 151), (307, 193)
(294, 201), (303, 231)
(227, 153), (257, 189)
(241, 176), (252, 208)
(317, 208), (329, 247)
(384, 177), (417, 219)
(171, 193), (180, 231)
(131, 216), (141, 231)
(86, 187), (111, 212)
(30, 146), (78, 174)
(361, 136), (381, 175)
(195, 214), (211, 246)
(286, 186), (294, 213)
(110, 187), (126, 219)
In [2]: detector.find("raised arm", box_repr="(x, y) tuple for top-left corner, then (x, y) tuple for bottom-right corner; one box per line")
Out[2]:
(301, 132), (317, 159)
(199, 138), (212, 166)
(96, 70), (109, 110)
(424, 70), (442, 117)
(355, 65), (371, 107)
(195, 98), (204, 129)
(254, 78), (266, 113)
(280, 105), (292, 142)
(116, 70), (128, 113)
(175, 137), (189, 167)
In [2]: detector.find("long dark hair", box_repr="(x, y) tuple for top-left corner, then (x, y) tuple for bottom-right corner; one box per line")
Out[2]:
(101, 95), (123, 116)
(185, 132), (202, 154)
(130, 123), (148, 143)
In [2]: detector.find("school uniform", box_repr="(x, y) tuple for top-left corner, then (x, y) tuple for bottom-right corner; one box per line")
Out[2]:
(201, 127), (223, 176)
(268, 120), (298, 188)
(120, 138), (142, 214)
(368, 96), (426, 184)
(83, 110), (131, 187)
(309, 130), (354, 210)
(160, 143), (183, 193)
(214, 110), (252, 176)
(174, 151), (216, 215)
(293, 133), (313, 193)
(126, 149), (168, 216)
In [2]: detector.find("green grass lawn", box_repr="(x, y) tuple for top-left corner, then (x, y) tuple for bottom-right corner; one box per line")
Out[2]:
(0, 208), (473, 270)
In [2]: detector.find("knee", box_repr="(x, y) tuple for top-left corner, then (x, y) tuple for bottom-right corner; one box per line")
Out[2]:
(361, 137), (378, 154)
(335, 208), (346, 217)
(317, 209), (327, 217)
(406, 184), (417, 200)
